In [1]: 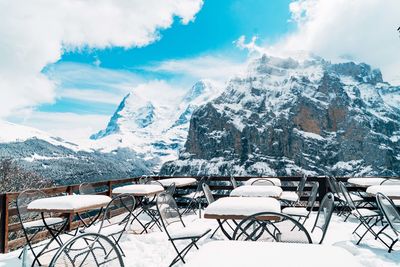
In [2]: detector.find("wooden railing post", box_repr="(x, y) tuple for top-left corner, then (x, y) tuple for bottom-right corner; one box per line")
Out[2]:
(107, 181), (112, 197)
(67, 186), (74, 231)
(0, 194), (9, 253)
(317, 176), (328, 202)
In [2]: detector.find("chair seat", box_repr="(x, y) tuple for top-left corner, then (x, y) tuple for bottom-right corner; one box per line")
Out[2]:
(335, 193), (363, 202)
(23, 217), (65, 229)
(169, 224), (211, 239)
(84, 223), (126, 236)
(282, 207), (308, 217)
(352, 209), (379, 217)
(280, 191), (299, 202)
(182, 191), (204, 199)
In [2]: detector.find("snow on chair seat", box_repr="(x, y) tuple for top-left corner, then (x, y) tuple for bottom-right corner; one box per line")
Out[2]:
(282, 207), (308, 217)
(280, 191), (299, 202)
(168, 223), (212, 239)
(22, 217), (65, 229)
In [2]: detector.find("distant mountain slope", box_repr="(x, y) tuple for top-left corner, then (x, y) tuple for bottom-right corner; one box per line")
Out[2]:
(160, 55), (400, 176)
(0, 121), (152, 184)
(90, 80), (222, 168)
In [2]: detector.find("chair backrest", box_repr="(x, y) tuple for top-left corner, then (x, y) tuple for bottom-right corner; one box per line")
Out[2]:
(139, 175), (149, 184)
(79, 183), (96, 195)
(165, 182), (176, 196)
(145, 179), (163, 186)
(233, 212), (312, 244)
(306, 183), (319, 209)
(49, 233), (125, 267)
(230, 176), (238, 189)
(326, 177), (338, 194)
(17, 189), (47, 228)
(380, 178), (400, 185)
(97, 194), (135, 233)
(376, 193), (400, 234)
(202, 183), (215, 204)
(311, 192), (334, 244)
(156, 192), (185, 229)
(338, 182), (357, 211)
(297, 175), (307, 196)
(250, 178), (275, 186)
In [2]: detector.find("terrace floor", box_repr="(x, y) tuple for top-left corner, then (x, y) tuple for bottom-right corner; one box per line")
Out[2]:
(0, 210), (399, 267)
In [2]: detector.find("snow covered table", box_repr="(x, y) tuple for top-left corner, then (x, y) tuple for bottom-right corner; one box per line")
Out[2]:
(244, 177), (281, 186)
(366, 185), (400, 199)
(157, 178), (197, 188)
(112, 184), (164, 196)
(185, 241), (363, 267)
(230, 185), (282, 198)
(28, 194), (112, 213)
(204, 197), (281, 239)
(347, 178), (400, 187)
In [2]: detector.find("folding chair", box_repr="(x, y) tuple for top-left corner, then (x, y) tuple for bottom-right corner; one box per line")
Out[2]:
(17, 189), (66, 266)
(280, 175), (307, 206)
(282, 182), (319, 225)
(181, 177), (207, 217)
(49, 233), (125, 267)
(307, 192), (335, 244)
(338, 182), (384, 246)
(78, 183), (104, 229)
(156, 192), (211, 266)
(376, 193), (400, 252)
(83, 194), (135, 257)
(230, 176), (238, 189)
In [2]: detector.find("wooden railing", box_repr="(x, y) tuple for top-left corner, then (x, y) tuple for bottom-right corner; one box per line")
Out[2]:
(0, 175), (396, 253)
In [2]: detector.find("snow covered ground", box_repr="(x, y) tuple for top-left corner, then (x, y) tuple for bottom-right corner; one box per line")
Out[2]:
(0, 212), (399, 267)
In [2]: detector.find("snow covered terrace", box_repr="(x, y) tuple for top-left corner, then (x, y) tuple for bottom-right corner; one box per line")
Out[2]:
(0, 176), (399, 267)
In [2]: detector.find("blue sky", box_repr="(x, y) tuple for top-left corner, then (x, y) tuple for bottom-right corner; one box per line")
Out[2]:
(41, 0), (294, 116)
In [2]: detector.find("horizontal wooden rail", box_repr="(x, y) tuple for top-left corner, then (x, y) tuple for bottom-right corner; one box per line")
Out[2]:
(0, 175), (399, 253)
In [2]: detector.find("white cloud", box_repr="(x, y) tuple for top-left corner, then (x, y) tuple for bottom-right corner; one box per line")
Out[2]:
(0, 0), (203, 117)
(270, 0), (400, 84)
(146, 55), (247, 84)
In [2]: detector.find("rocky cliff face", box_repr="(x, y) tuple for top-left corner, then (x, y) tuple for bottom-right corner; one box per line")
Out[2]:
(160, 55), (400, 176)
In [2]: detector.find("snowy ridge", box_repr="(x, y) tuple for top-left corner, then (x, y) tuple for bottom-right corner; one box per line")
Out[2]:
(90, 80), (223, 168)
(161, 54), (400, 176)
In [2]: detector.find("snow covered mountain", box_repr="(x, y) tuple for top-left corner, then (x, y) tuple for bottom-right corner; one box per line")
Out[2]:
(90, 80), (222, 168)
(160, 55), (400, 177)
(0, 120), (152, 184)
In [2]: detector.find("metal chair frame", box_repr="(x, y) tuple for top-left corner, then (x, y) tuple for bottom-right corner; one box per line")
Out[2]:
(230, 176), (238, 189)
(156, 192), (210, 266)
(250, 178), (276, 186)
(375, 193), (400, 252)
(232, 212), (312, 243)
(338, 182), (386, 246)
(16, 189), (67, 266)
(87, 194), (135, 257)
(182, 177), (208, 218)
(309, 192), (335, 244)
(49, 233), (125, 267)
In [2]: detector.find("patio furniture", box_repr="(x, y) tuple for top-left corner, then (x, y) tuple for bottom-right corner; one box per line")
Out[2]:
(83, 194), (135, 257)
(244, 177), (281, 186)
(165, 182), (177, 196)
(375, 193), (400, 252)
(233, 193), (334, 244)
(282, 182), (318, 225)
(230, 185), (283, 198)
(184, 241), (363, 267)
(181, 177), (207, 218)
(78, 183), (104, 228)
(112, 183), (164, 233)
(49, 233), (125, 267)
(230, 176), (238, 188)
(203, 197), (281, 240)
(367, 185), (400, 199)
(156, 192), (211, 266)
(17, 189), (67, 266)
(338, 182), (385, 246)
(380, 178), (400, 185)
(232, 211), (312, 243)
(280, 175), (307, 206)
(157, 178), (197, 188)
(78, 183), (96, 195)
(347, 178), (400, 187)
(26, 194), (112, 266)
